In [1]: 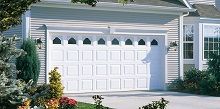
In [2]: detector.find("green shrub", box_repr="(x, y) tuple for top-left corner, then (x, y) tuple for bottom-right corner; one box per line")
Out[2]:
(139, 98), (169, 109)
(16, 39), (40, 84)
(48, 67), (64, 99)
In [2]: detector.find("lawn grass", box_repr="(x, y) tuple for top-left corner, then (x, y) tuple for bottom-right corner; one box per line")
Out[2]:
(78, 102), (111, 109)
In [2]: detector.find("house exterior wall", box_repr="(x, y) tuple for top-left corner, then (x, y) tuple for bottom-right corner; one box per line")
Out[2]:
(29, 6), (180, 84)
(184, 17), (220, 71)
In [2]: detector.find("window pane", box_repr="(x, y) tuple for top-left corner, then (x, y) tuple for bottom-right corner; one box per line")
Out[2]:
(209, 43), (213, 50)
(68, 38), (76, 44)
(83, 38), (91, 45)
(183, 25), (194, 41)
(183, 43), (193, 59)
(125, 39), (132, 45)
(214, 43), (219, 50)
(112, 38), (119, 45)
(151, 39), (158, 45)
(204, 51), (209, 59)
(138, 39), (145, 45)
(53, 37), (61, 44)
(204, 42), (208, 50)
(98, 38), (105, 45)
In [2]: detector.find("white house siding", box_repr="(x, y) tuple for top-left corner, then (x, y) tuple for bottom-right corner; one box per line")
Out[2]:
(30, 6), (180, 84)
(187, 0), (215, 5)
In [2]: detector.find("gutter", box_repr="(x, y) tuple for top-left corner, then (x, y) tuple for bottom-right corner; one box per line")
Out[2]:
(33, 1), (196, 14)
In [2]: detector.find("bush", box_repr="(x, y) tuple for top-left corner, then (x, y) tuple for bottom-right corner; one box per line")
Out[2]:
(169, 52), (220, 96)
(59, 97), (77, 109)
(139, 98), (169, 109)
(16, 39), (40, 84)
(48, 67), (64, 99)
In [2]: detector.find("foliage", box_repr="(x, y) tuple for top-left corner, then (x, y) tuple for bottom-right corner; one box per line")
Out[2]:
(0, 0), (40, 33)
(59, 97), (77, 109)
(71, 0), (98, 6)
(45, 98), (59, 109)
(169, 52), (220, 96)
(139, 98), (169, 109)
(92, 95), (108, 109)
(48, 67), (64, 99)
(16, 39), (40, 84)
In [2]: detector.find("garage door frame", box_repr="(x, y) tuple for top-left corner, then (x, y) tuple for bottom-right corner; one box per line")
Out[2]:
(45, 26), (168, 92)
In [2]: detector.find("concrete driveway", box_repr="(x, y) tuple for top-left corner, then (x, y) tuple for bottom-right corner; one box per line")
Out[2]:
(66, 91), (220, 109)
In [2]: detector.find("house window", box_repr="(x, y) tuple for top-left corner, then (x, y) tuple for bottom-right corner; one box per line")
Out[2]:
(112, 38), (119, 45)
(203, 24), (220, 59)
(151, 39), (158, 45)
(53, 37), (61, 44)
(183, 25), (194, 59)
(138, 39), (145, 45)
(125, 39), (132, 45)
(98, 38), (105, 45)
(68, 38), (76, 44)
(83, 38), (91, 45)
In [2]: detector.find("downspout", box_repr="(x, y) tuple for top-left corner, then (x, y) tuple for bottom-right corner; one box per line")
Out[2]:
(179, 12), (189, 79)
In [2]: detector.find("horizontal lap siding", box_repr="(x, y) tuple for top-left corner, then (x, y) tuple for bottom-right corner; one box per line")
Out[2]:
(30, 6), (179, 84)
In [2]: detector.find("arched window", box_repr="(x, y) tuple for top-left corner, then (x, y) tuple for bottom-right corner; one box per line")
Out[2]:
(138, 39), (145, 45)
(125, 39), (133, 45)
(151, 39), (158, 45)
(83, 38), (91, 45)
(68, 38), (76, 44)
(112, 38), (119, 45)
(98, 38), (105, 45)
(53, 37), (61, 44)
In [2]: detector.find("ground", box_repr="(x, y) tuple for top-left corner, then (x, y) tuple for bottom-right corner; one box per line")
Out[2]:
(66, 91), (220, 109)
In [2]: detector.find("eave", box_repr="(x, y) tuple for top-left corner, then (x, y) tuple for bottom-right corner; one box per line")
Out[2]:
(33, 1), (196, 15)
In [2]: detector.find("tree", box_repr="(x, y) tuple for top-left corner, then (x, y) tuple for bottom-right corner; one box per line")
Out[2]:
(16, 39), (40, 84)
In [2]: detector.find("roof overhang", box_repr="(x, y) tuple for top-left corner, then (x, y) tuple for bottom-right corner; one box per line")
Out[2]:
(33, 1), (196, 15)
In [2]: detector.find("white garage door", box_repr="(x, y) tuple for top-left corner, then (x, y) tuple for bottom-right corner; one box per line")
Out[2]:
(49, 34), (165, 93)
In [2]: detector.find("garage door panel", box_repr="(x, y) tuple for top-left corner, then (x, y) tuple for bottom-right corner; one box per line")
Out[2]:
(82, 65), (93, 76)
(52, 50), (64, 61)
(137, 65), (147, 74)
(110, 79), (121, 90)
(96, 51), (107, 61)
(67, 65), (79, 76)
(96, 79), (107, 90)
(124, 51), (135, 61)
(110, 65), (121, 75)
(96, 65), (107, 75)
(137, 51), (147, 60)
(66, 80), (79, 92)
(110, 51), (121, 61)
(124, 65), (135, 75)
(82, 51), (93, 61)
(81, 80), (93, 91)
(124, 78), (135, 89)
(67, 51), (79, 61)
(137, 78), (148, 89)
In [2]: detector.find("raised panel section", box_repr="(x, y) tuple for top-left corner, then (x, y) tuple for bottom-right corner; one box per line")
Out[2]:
(110, 65), (121, 75)
(96, 79), (107, 90)
(82, 51), (93, 61)
(82, 65), (93, 75)
(110, 79), (121, 90)
(124, 51), (134, 60)
(82, 80), (93, 90)
(137, 65), (147, 74)
(124, 79), (135, 89)
(137, 78), (148, 88)
(67, 51), (78, 61)
(96, 65), (107, 75)
(110, 51), (121, 61)
(137, 51), (147, 60)
(52, 50), (64, 61)
(67, 80), (79, 91)
(67, 65), (79, 76)
(96, 51), (107, 61)
(124, 65), (135, 75)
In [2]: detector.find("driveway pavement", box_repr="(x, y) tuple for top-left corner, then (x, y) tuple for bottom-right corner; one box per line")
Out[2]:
(66, 91), (220, 109)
